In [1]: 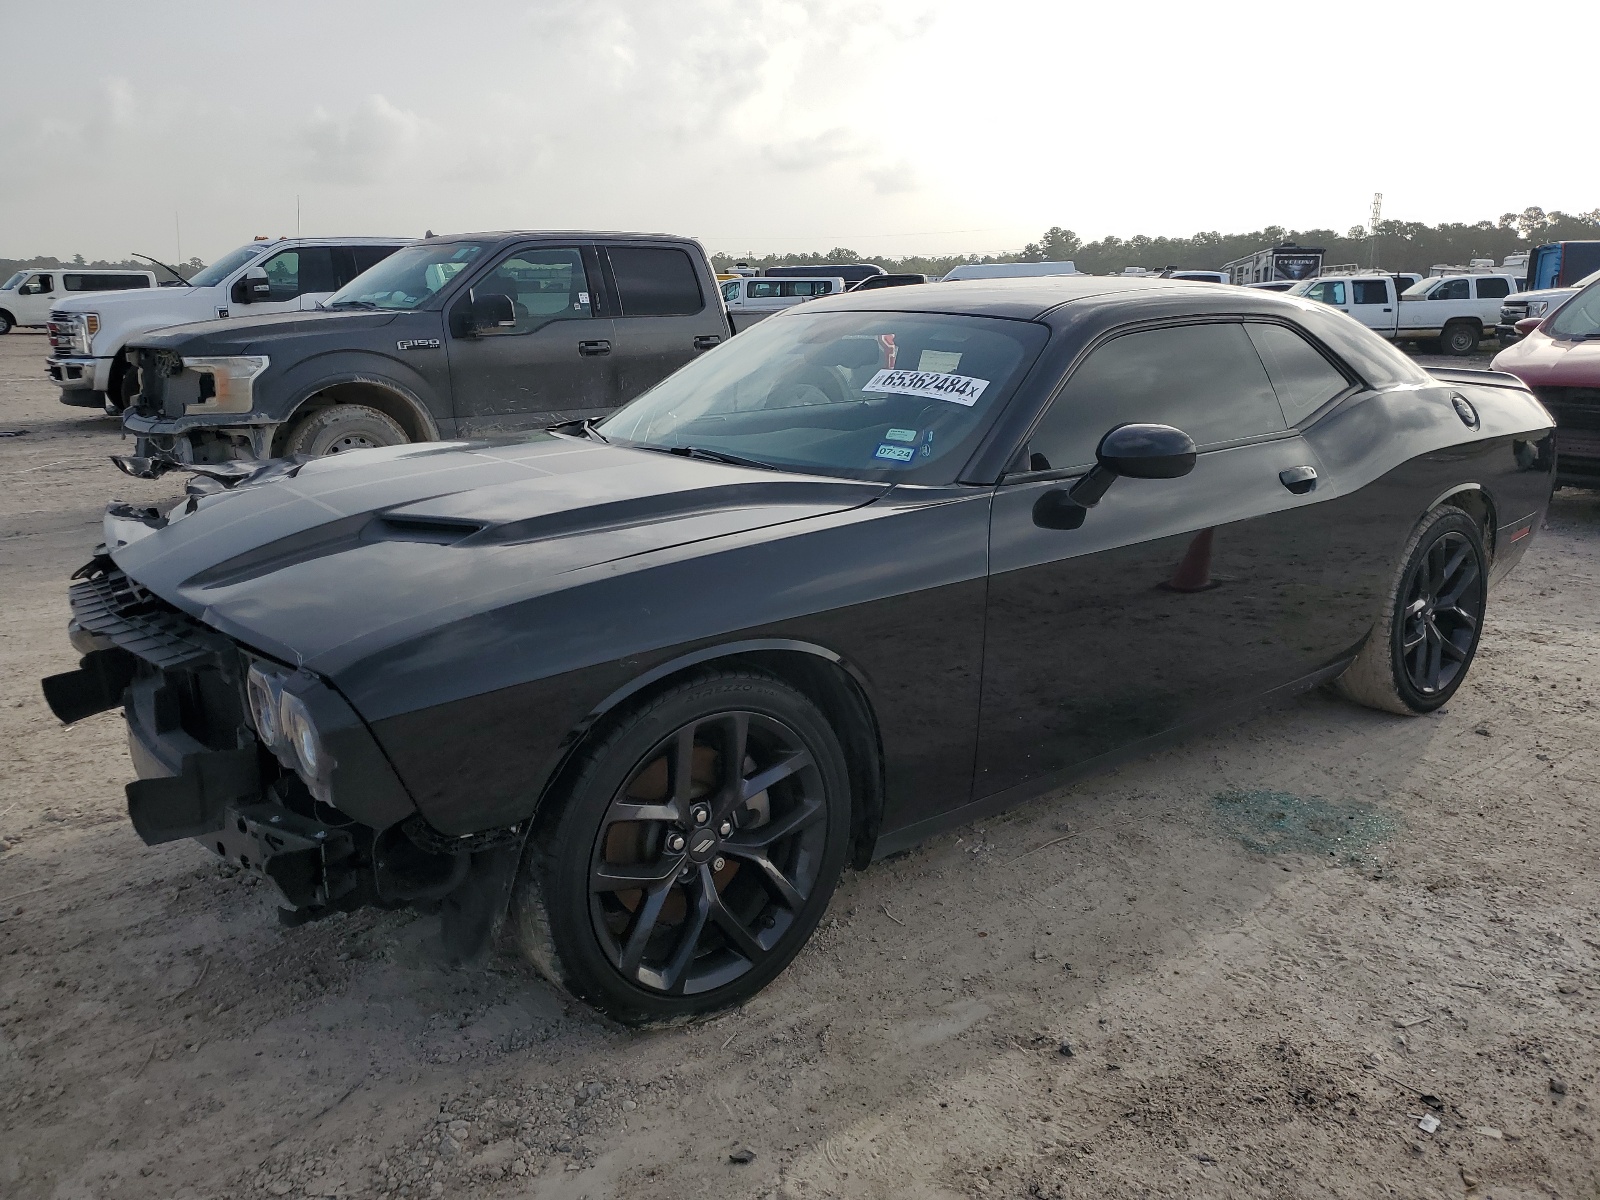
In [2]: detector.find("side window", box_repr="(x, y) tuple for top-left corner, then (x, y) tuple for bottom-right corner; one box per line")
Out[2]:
(720, 280), (741, 303)
(1245, 323), (1352, 426)
(464, 247), (592, 335)
(259, 250), (302, 301)
(1352, 279), (1389, 305)
(64, 273), (148, 290)
(23, 273), (53, 295)
(749, 280), (782, 299)
(1027, 323), (1285, 472)
(351, 244), (400, 275)
(1475, 277), (1510, 299)
(1434, 279), (1470, 301)
(608, 246), (705, 316)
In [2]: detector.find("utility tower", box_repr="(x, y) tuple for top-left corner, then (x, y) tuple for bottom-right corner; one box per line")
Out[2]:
(1369, 193), (1383, 269)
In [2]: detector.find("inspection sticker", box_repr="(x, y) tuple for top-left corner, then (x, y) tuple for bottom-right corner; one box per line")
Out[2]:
(862, 369), (989, 407)
(884, 427), (919, 443)
(874, 443), (916, 462)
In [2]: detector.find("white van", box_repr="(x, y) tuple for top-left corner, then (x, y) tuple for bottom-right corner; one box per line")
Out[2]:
(720, 276), (846, 332)
(0, 267), (157, 333)
(45, 236), (409, 408)
(941, 261), (1079, 281)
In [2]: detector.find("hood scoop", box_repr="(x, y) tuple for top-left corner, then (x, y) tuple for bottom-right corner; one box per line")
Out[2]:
(438, 480), (886, 547)
(180, 479), (882, 591)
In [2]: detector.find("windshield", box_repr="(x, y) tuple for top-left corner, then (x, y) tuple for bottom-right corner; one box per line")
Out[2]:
(1, 271), (23, 291)
(597, 310), (1049, 482)
(188, 245), (268, 289)
(324, 242), (488, 310)
(1546, 280), (1600, 340)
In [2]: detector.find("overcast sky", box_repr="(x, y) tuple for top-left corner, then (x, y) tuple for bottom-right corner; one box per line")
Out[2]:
(4, 0), (1595, 265)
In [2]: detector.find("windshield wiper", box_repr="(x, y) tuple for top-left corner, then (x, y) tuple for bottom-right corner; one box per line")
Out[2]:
(324, 299), (379, 310)
(640, 444), (775, 470)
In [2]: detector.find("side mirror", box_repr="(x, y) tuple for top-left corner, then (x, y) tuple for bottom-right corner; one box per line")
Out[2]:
(1515, 317), (1542, 336)
(470, 291), (516, 333)
(1032, 423), (1197, 530)
(1096, 423), (1198, 479)
(231, 267), (270, 305)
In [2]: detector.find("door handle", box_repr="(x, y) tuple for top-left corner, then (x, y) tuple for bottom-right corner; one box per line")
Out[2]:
(1279, 465), (1318, 495)
(693, 335), (721, 351)
(1383, 307), (1392, 312)
(577, 340), (611, 357)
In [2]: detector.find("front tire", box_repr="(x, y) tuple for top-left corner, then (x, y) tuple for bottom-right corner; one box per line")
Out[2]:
(1335, 507), (1488, 715)
(1441, 320), (1481, 356)
(510, 669), (852, 1024)
(279, 403), (408, 456)
(0, 311), (13, 335)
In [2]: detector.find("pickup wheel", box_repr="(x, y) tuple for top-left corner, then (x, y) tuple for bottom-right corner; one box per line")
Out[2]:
(1441, 320), (1482, 356)
(280, 404), (408, 456)
(0, 310), (13, 335)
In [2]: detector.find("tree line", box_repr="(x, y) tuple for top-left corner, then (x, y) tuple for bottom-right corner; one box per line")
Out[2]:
(0, 253), (206, 282)
(710, 206), (1600, 277)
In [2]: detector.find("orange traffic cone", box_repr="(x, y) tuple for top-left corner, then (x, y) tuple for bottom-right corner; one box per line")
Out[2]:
(1159, 527), (1220, 592)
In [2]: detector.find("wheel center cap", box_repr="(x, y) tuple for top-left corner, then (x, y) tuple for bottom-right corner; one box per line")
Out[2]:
(687, 828), (719, 862)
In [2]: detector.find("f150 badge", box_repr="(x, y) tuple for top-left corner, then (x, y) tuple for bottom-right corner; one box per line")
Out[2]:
(397, 338), (441, 351)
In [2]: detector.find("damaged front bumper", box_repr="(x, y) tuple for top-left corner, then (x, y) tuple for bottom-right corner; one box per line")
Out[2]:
(116, 408), (279, 479)
(40, 546), (523, 952)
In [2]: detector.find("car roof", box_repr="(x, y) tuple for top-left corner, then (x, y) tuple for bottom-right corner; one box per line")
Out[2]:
(419, 230), (703, 246)
(795, 274), (1313, 325)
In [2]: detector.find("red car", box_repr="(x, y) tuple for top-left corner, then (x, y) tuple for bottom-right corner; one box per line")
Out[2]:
(1492, 278), (1600, 488)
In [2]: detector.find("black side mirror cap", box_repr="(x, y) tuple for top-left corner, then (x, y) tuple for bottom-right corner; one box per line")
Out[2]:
(1030, 423), (1196, 530)
(471, 291), (516, 333)
(1096, 423), (1197, 479)
(232, 267), (270, 305)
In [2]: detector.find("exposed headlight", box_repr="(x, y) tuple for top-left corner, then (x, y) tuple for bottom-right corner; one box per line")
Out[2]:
(1527, 301), (1549, 317)
(66, 313), (100, 355)
(246, 662), (336, 804)
(182, 355), (270, 414)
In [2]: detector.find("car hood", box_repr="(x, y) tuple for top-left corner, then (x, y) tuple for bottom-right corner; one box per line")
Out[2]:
(1513, 286), (1577, 305)
(1492, 331), (1600, 387)
(47, 285), (216, 316)
(130, 308), (401, 355)
(109, 434), (888, 674)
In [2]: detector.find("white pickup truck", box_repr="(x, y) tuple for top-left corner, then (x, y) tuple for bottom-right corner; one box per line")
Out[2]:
(1290, 272), (1520, 355)
(44, 236), (408, 409)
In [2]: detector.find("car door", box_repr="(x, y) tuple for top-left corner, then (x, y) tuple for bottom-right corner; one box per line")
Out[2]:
(231, 246), (340, 316)
(18, 272), (55, 324)
(974, 319), (1353, 800)
(602, 244), (727, 401)
(444, 242), (619, 434)
(1349, 277), (1396, 334)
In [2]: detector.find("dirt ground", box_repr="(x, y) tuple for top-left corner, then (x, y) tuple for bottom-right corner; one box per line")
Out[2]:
(1, 329), (1596, 1200)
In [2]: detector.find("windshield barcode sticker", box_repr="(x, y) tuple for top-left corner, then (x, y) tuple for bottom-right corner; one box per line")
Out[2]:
(863, 369), (990, 407)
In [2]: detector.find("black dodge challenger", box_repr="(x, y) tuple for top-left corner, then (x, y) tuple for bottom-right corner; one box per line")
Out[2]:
(44, 278), (1554, 1022)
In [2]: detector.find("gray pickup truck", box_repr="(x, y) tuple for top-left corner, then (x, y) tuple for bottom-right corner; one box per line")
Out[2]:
(115, 231), (733, 476)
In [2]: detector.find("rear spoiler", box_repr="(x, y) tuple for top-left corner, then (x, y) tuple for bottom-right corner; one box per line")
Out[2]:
(1424, 367), (1532, 390)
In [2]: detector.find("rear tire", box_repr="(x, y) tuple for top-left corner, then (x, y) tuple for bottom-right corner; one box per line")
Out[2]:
(280, 404), (407, 457)
(1441, 321), (1481, 356)
(1335, 508), (1488, 715)
(510, 669), (852, 1024)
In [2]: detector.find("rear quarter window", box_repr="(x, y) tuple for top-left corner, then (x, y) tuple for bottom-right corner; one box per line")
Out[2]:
(608, 246), (705, 316)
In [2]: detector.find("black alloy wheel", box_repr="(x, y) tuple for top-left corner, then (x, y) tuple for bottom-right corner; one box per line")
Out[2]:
(1396, 528), (1483, 700)
(1335, 507), (1488, 715)
(511, 670), (851, 1023)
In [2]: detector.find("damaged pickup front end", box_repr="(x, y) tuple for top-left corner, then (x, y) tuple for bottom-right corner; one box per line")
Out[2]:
(41, 507), (520, 953)
(113, 347), (277, 479)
